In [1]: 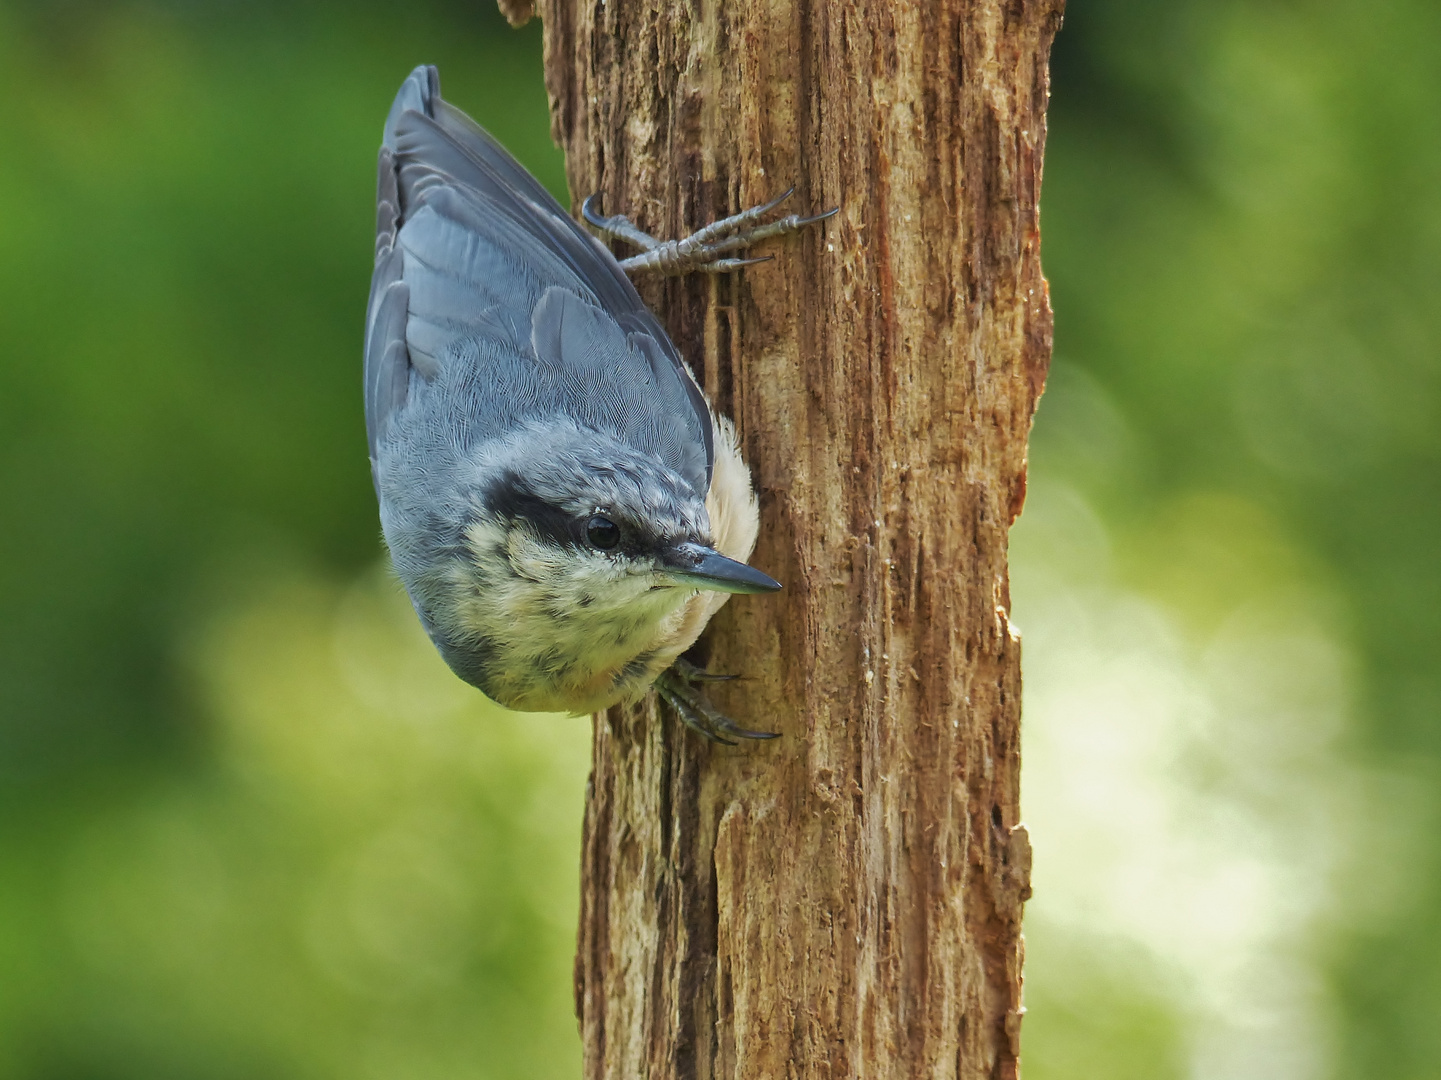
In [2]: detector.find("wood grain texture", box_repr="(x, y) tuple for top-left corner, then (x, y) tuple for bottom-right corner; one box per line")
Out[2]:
(528, 1), (1062, 1075)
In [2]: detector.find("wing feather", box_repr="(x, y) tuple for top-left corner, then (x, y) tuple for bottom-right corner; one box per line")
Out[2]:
(364, 65), (713, 492)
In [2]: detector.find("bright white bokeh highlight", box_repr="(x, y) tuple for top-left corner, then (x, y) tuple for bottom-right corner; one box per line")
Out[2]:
(1013, 471), (1403, 1080)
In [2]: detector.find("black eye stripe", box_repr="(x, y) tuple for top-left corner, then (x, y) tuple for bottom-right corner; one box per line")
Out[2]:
(481, 472), (580, 548)
(481, 472), (656, 556)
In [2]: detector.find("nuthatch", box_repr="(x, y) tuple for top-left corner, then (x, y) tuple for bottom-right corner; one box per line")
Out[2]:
(365, 66), (832, 742)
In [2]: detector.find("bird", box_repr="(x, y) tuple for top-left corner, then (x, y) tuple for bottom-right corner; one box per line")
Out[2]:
(365, 66), (833, 742)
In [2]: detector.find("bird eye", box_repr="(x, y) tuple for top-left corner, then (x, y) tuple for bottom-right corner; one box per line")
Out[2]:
(586, 515), (620, 550)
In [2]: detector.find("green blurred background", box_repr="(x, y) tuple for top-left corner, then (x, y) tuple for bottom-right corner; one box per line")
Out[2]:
(0, 1), (1435, 1077)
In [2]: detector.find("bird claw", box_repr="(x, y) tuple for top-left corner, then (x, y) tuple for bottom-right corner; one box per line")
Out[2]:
(654, 660), (778, 744)
(583, 188), (838, 277)
(669, 656), (739, 683)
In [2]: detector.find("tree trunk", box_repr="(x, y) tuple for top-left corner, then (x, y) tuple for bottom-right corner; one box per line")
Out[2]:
(521, 0), (1061, 1075)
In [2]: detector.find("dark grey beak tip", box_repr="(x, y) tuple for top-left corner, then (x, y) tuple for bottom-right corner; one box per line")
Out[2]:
(664, 543), (784, 595)
(743, 570), (784, 594)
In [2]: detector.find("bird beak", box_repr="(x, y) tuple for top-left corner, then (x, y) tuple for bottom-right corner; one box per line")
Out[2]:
(659, 542), (782, 594)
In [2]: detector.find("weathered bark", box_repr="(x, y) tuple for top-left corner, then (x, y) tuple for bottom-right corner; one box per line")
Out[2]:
(523, 0), (1061, 1075)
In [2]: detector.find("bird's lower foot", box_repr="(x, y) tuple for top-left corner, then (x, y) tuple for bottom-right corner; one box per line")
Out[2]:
(653, 659), (778, 745)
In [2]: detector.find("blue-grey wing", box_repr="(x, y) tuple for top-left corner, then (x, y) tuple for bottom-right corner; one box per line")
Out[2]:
(363, 65), (712, 493)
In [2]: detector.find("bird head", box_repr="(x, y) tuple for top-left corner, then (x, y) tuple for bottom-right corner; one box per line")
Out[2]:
(384, 421), (777, 712)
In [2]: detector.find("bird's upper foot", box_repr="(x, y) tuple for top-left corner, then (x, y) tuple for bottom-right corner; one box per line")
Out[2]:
(583, 188), (838, 276)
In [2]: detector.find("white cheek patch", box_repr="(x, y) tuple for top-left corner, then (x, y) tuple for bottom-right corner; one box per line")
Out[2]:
(448, 517), (691, 709)
(504, 529), (575, 586)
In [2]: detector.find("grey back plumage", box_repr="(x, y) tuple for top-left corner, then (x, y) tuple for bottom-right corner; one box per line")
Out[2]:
(364, 65), (713, 496)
